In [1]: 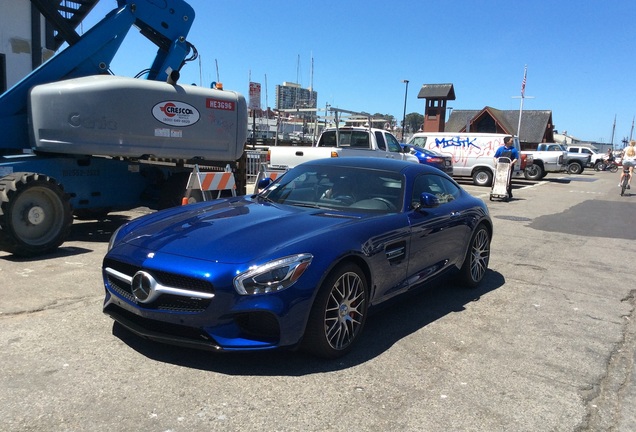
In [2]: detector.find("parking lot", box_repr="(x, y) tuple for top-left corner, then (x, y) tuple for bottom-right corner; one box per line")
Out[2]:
(1, 169), (635, 431)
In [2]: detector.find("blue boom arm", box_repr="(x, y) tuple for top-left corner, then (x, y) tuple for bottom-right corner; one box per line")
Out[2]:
(0, 0), (195, 152)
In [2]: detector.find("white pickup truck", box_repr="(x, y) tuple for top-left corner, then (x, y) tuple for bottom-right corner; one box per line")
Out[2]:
(521, 143), (568, 180)
(267, 126), (419, 169)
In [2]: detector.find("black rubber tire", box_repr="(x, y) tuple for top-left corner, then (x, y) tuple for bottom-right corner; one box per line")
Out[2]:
(302, 262), (369, 359)
(0, 172), (73, 257)
(472, 169), (493, 187)
(567, 162), (583, 175)
(524, 164), (544, 181)
(620, 176), (628, 196)
(609, 164), (619, 173)
(158, 172), (203, 209)
(457, 224), (491, 288)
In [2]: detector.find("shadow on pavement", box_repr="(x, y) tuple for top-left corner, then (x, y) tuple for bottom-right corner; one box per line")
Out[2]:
(110, 269), (506, 375)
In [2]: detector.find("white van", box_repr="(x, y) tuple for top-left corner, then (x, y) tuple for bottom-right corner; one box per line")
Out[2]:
(406, 132), (522, 186)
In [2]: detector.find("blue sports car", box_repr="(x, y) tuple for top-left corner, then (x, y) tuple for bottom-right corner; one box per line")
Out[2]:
(103, 158), (492, 358)
(400, 143), (454, 175)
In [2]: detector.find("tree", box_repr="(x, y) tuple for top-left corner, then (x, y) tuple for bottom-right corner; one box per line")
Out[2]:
(372, 113), (395, 129)
(405, 112), (424, 133)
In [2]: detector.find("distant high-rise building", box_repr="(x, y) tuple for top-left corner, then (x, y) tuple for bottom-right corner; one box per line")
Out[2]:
(275, 82), (318, 119)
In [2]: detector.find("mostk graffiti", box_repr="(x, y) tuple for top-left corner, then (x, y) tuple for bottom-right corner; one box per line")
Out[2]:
(429, 136), (498, 166)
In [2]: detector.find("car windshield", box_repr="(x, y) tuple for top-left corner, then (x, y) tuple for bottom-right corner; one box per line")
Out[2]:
(260, 164), (404, 213)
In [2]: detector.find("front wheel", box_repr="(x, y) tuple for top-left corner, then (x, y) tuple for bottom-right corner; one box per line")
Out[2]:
(594, 161), (605, 171)
(524, 164), (544, 181)
(0, 173), (73, 256)
(302, 263), (368, 358)
(457, 224), (491, 288)
(472, 169), (493, 187)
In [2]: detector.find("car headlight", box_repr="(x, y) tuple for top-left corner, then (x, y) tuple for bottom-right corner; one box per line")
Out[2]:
(107, 225), (123, 252)
(234, 254), (313, 295)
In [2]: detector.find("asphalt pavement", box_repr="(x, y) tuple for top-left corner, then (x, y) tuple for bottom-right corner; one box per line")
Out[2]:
(0, 169), (635, 432)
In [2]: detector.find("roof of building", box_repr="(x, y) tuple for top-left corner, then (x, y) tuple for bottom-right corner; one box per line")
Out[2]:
(417, 84), (456, 100)
(445, 107), (553, 143)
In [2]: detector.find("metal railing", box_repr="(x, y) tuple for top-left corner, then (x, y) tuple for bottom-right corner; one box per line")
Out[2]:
(245, 150), (268, 182)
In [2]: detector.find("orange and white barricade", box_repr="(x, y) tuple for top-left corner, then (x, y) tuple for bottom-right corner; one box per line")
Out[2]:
(253, 163), (288, 194)
(182, 164), (236, 205)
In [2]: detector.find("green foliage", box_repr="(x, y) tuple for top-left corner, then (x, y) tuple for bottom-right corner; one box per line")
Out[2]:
(405, 112), (424, 133)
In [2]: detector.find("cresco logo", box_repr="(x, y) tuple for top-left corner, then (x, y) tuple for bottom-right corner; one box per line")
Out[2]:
(152, 101), (200, 127)
(160, 102), (194, 117)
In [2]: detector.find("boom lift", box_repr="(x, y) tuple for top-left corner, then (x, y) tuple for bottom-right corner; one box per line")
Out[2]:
(0, 0), (248, 256)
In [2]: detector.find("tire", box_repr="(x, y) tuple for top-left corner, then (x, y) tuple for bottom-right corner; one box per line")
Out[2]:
(594, 161), (605, 171)
(457, 224), (491, 288)
(609, 164), (619, 173)
(0, 172), (73, 257)
(524, 164), (544, 181)
(158, 172), (203, 209)
(567, 162), (583, 175)
(472, 169), (493, 187)
(621, 175), (629, 196)
(302, 262), (369, 358)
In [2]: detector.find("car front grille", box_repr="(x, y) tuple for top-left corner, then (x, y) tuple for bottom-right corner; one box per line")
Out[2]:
(104, 257), (215, 313)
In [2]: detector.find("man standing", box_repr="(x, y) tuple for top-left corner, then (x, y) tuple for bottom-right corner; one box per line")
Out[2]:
(493, 136), (519, 199)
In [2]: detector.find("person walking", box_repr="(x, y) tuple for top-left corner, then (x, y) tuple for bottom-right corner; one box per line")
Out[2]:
(493, 136), (519, 199)
(619, 140), (636, 189)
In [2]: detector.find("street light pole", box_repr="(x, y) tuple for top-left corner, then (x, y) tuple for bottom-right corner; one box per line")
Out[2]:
(401, 79), (409, 142)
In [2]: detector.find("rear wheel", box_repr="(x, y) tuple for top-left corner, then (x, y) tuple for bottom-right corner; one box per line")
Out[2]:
(472, 169), (493, 187)
(457, 224), (491, 288)
(302, 263), (368, 358)
(567, 162), (583, 174)
(609, 164), (619, 173)
(524, 164), (544, 181)
(620, 173), (629, 196)
(0, 173), (72, 256)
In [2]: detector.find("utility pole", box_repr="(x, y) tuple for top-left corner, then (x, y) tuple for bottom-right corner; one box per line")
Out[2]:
(401, 80), (409, 142)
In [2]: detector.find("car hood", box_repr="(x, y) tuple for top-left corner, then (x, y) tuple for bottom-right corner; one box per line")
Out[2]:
(117, 198), (363, 264)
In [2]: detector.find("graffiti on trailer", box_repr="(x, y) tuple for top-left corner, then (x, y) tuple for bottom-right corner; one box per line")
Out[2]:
(429, 136), (499, 167)
(435, 137), (479, 151)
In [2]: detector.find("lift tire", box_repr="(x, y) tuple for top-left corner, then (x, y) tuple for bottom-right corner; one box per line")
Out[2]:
(0, 172), (73, 257)
(158, 172), (204, 209)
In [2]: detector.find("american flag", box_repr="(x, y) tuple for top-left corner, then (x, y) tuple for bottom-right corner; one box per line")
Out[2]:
(521, 66), (527, 97)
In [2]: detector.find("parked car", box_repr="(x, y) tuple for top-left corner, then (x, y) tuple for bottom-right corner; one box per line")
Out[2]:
(102, 157), (492, 358)
(567, 145), (604, 168)
(400, 143), (453, 174)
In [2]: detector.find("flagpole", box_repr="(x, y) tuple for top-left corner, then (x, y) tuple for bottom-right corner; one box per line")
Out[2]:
(512, 65), (533, 142)
(517, 95), (525, 140)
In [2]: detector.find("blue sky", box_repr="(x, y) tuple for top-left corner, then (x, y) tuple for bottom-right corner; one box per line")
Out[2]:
(81, 0), (636, 145)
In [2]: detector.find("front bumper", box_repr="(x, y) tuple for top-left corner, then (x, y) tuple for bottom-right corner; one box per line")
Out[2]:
(102, 252), (316, 352)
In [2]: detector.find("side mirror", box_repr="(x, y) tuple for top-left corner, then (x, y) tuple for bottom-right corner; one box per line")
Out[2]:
(418, 192), (440, 209)
(258, 178), (273, 189)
